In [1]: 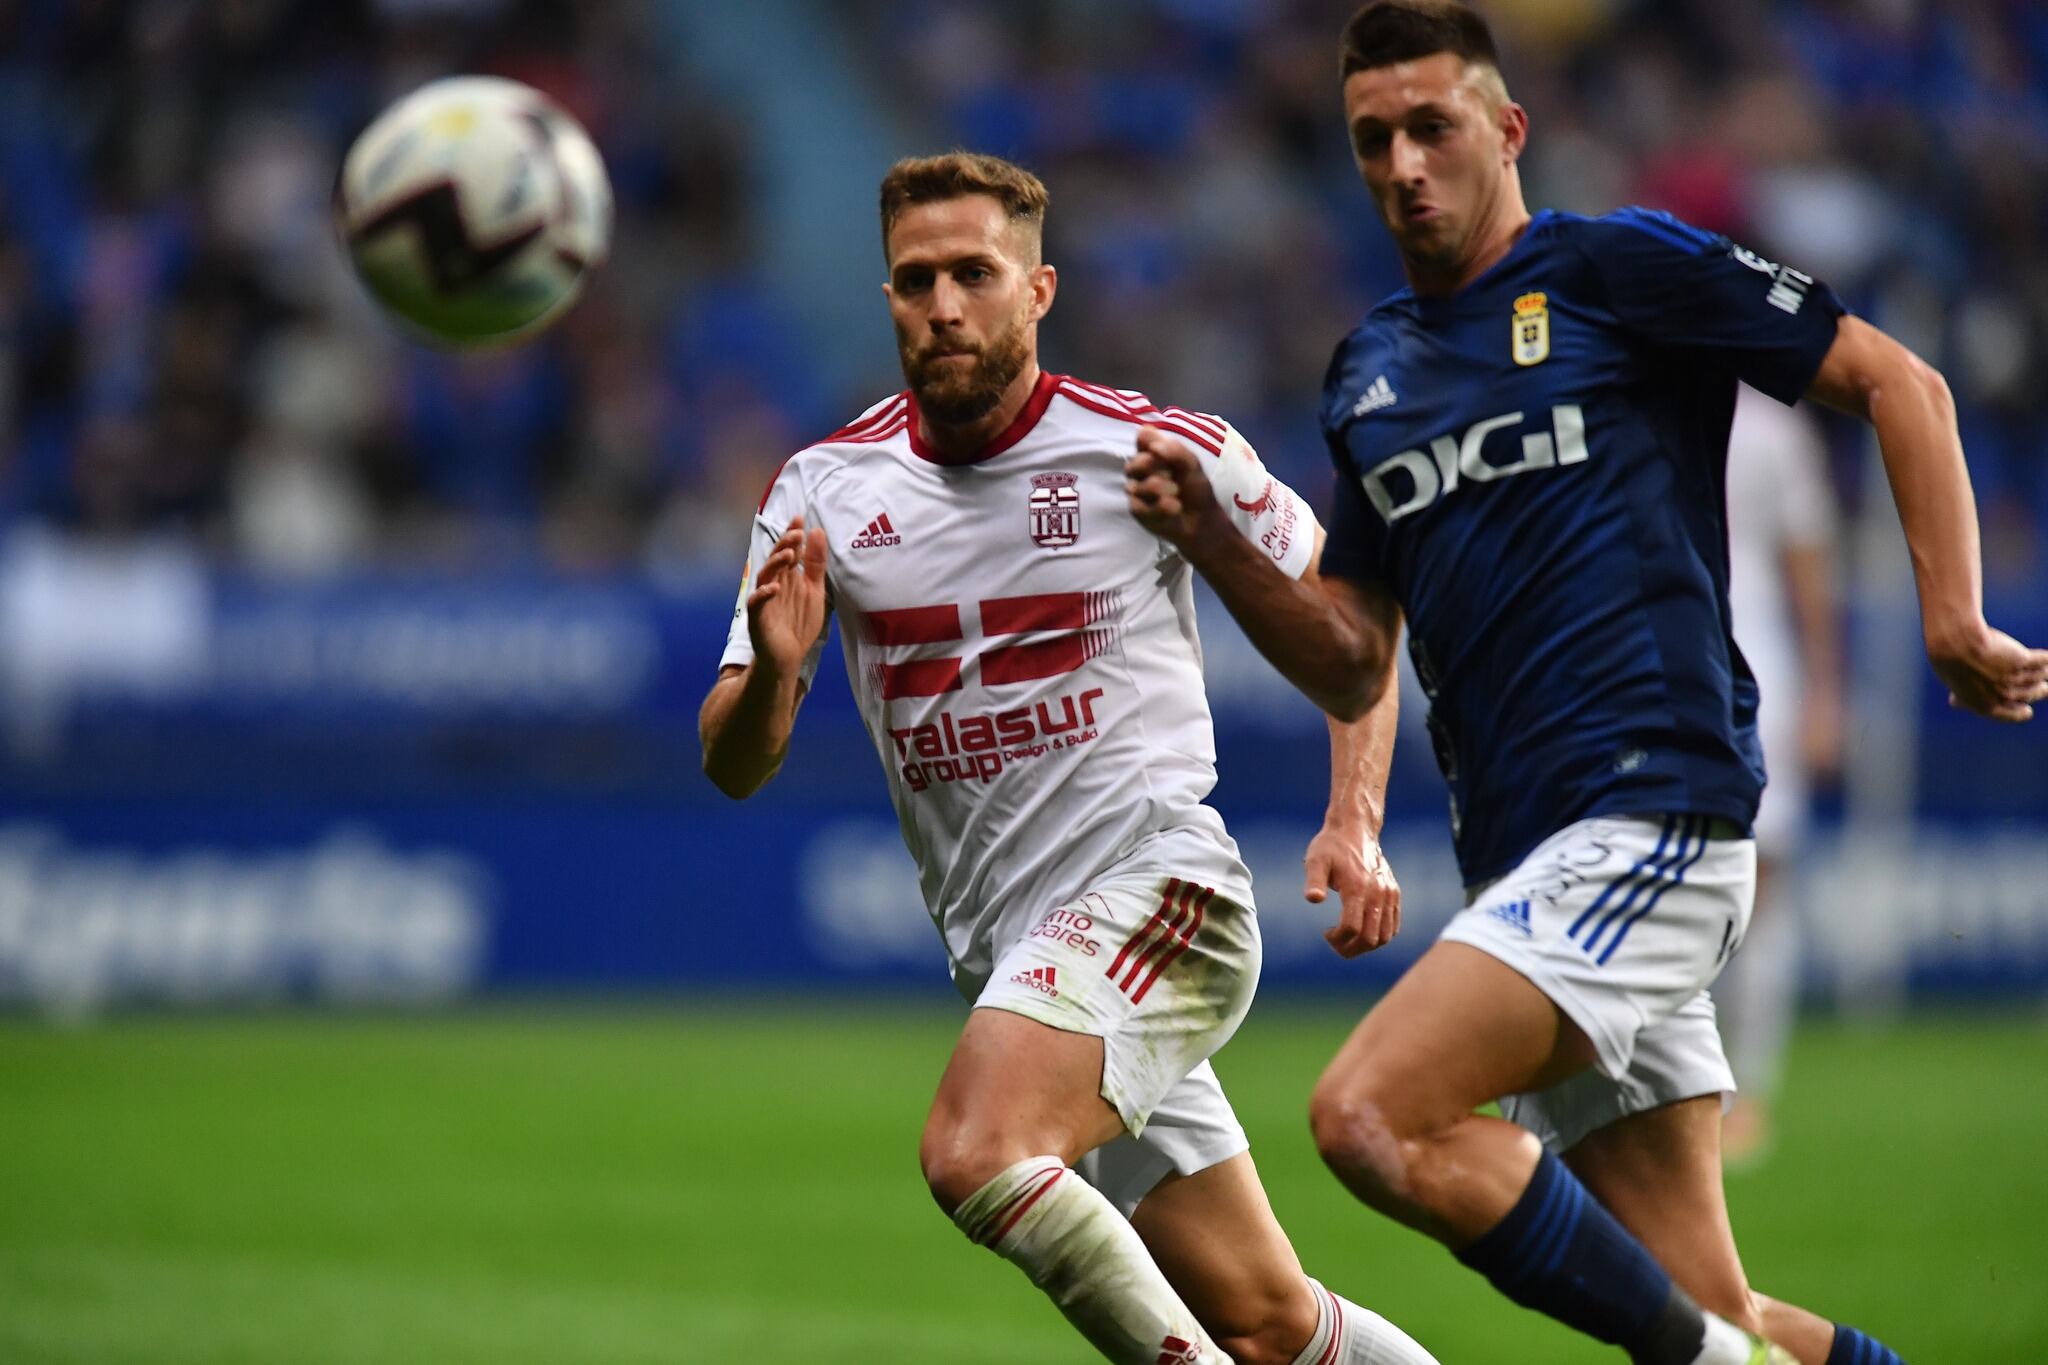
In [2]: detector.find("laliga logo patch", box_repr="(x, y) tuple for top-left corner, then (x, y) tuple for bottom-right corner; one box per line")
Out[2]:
(1512, 291), (1550, 367)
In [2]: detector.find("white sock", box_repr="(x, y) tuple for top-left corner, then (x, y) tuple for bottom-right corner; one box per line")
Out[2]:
(1692, 1312), (1775, 1364)
(954, 1155), (1231, 1365)
(1288, 1279), (1441, 1365)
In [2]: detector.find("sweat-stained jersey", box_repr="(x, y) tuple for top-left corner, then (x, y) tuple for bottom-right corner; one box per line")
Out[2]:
(722, 370), (1319, 996)
(1318, 207), (1849, 886)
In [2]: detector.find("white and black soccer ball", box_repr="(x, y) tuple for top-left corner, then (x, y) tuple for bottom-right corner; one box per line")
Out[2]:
(336, 76), (612, 347)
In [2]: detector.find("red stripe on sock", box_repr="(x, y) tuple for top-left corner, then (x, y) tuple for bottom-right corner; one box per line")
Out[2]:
(983, 1168), (1066, 1247)
(1313, 1284), (1344, 1365)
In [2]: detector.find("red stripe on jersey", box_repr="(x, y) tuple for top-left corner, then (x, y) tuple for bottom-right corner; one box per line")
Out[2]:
(877, 657), (963, 700)
(864, 604), (962, 645)
(824, 394), (909, 443)
(1055, 384), (1224, 456)
(1059, 377), (1228, 442)
(982, 592), (1088, 636)
(756, 397), (910, 511)
(1130, 884), (1211, 1004)
(981, 636), (1085, 686)
(846, 415), (909, 445)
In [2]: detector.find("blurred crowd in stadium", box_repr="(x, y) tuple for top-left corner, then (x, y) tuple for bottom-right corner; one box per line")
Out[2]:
(1, 0), (2044, 587)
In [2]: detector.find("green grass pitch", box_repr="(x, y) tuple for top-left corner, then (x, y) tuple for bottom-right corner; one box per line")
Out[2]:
(3, 1002), (2044, 1363)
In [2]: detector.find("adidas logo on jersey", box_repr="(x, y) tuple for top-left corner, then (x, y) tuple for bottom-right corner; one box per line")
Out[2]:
(1009, 965), (1059, 998)
(1351, 374), (1398, 416)
(849, 512), (901, 550)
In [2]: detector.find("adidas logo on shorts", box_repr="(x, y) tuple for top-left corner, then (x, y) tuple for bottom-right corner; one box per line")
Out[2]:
(1156, 1337), (1202, 1365)
(1009, 965), (1059, 998)
(1487, 899), (1534, 936)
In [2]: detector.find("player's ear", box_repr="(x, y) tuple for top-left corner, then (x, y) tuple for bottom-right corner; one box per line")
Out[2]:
(1498, 101), (1530, 166)
(1027, 263), (1056, 322)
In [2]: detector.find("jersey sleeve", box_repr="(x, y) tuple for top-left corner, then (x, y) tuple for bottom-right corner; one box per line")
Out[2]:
(1202, 425), (1321, 581)
(1578, 208), (1849, 405)
(717, 463), (833, 687)
(1314, 445), (1386, 586)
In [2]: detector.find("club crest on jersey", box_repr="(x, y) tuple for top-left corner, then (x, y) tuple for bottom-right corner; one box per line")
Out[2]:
(1512, 291), (1550, 367)
(1030, 472), (1080, 549)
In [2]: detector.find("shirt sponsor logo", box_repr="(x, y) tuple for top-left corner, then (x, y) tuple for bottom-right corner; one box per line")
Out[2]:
(889, 686), (1105, 792)
(1030, 472), (1080, 548)
(1357, 404), (1590, 524)
(1258, 487), (1300, 563)
(1232, 479), (1274, 516)
(1730, 244), (1814, 315)
(1027, 903), (1104, 958)
(1512, 291), (1551, 366)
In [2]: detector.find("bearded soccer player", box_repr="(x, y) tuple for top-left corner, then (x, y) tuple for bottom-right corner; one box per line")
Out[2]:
(700, 153), (1436, 1365)
(1124, 5), (2048, 1365)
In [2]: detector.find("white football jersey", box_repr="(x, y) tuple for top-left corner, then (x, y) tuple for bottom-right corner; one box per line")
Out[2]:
(721, 371), (1319, 995)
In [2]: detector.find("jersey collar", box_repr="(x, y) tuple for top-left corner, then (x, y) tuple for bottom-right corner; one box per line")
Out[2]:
(907, 368), (1059, 466)
(1401, 209), (1557, 310)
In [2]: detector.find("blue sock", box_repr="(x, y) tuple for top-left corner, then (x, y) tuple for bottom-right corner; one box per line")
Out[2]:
(1827, 1325), (1907, 1365)
(1456, 1150), (1705, 1365)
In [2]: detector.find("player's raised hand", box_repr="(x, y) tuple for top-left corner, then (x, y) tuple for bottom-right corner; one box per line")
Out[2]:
(747, 516), (829, 675)
(1928, 619), (2048, 723)
(1304, 823), (1401, 958)
(1125, 427), (1228, 550)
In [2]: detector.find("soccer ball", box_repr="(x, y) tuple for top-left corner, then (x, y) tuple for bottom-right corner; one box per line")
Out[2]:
(336, 76), (612, 347)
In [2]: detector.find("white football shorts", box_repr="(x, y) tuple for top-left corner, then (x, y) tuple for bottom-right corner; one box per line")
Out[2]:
(1441, 813), (1756, 1153)
(975, 871), (1261, 1215)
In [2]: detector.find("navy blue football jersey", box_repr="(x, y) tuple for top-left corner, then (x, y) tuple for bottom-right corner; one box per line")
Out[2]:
(1319, 207), (1848, 885)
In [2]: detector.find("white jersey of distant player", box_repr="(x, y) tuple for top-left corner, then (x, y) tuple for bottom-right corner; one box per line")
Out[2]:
(1725, 385), (1836, 849)
(722, 372), (1319, 995)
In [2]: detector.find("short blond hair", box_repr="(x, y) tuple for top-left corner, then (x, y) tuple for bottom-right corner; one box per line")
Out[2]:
(878, 152), (1049, 263)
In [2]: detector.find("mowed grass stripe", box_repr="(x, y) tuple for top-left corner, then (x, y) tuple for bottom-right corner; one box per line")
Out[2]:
(2, 1004), (2044, 1363)
(0, 1243), (1059, 1364)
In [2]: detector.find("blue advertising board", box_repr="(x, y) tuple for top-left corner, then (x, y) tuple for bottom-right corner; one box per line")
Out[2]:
(2, 570), (2045, 1012)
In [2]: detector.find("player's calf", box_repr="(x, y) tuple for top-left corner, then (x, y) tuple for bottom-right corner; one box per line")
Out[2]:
(953, 1155), (1231, 1364)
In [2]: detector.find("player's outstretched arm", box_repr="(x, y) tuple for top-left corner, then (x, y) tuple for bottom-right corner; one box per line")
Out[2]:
(1804, 316), (2048, 722)
(700, 518), (829, 798)
(1125, 428), (1397, 719)
(1306, 623), (1404, 957)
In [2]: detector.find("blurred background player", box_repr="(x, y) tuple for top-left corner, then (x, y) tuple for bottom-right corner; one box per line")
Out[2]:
(1717, 386), (1846, 1166)
(1127, 3), (2048, 1364)
(700, 152), (1434, 1365)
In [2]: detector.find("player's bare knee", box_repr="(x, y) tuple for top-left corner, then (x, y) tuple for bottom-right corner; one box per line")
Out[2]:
(1307, 1071), (1412, 1201)
(919, 1121), (1026, 1215)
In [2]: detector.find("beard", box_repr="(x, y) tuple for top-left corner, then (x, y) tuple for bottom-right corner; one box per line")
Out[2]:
(897, 311), (1032, 426)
